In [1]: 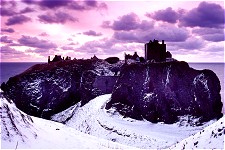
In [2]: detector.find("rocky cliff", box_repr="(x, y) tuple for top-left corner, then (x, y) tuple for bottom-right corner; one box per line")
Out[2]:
(1, 59), (121, 119)
(106, 61), (223, 124)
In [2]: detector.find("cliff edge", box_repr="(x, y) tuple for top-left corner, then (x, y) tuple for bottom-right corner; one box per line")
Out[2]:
(106, 61), (223, 124)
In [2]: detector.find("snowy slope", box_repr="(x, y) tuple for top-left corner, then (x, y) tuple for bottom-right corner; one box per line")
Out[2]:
(169, 116), (225, 149)
(52, 94), (219, 149)
(0, 91), (136, 149)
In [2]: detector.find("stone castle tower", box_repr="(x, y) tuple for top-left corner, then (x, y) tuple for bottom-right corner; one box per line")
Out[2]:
(145, 39), (166, 62)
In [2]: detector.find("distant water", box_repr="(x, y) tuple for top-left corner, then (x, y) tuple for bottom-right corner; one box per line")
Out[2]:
(0, 62), (224, 113)
(0, 62), (45, 84)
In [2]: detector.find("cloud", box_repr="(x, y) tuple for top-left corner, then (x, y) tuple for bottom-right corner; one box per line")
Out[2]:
(78, 38), (117, 54)
(192, 28), (224, 42)
(21, 0), (38, 5)
(0, 1), (17, 16)
(39, 32), (49, 37)
(0, 7), (17, 16)
(111, 13), (140, 31)
(61, 46), (75, 50)
(38, 11), (78, 24)
(101, 21), (111, 28)
(83, 30), (102, 36)
(1, 28), (15, 33)
(18, 35), (57, 49)
(201, 34), (224, 42)
(139, 20), (155, 30)
(5, 15), (31, 26)
(169, 37), (205, 51)
(67, 38), (73, 41)
(22, 0), (107, 11)
(1, 46), (19, 54)
(180, 2), (224, 28)
(0, 46), (27, 60)
(1, 36), (13, 43)
(68, 42), (79, 45)
(102, 13), (154, 31)
(147, 7), (181, 23)
(20, 7), (35, 14)
(113, 24), (190, 43)
(38, 0), (71, 9)
(85, 0), (98, 7)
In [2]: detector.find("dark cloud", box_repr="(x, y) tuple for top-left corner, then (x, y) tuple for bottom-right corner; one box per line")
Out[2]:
(1, 1), (17, 7)
(1, 28), (15, 33)
(0, 7), (17, 16)
(5, 15), (31, 26)
(139, 20), (154, 30)
(112, 13), (140, 31)
(102, 13), (154, 31)
(22, 0), (107, 11)
(38, 11), (78, 24)
(180, 2), (224, 28)
(39, 0), (71, 9)
(0, 1), (17, 16)
(18, 35), (57, 49)
(113, 32), (139, 43)
(67, 2), (86, 11)
(21, 0), (38, 5)
(85, 0), (97, 7)
(147, 7), (180, 23)
(83, 30), (102, 36)
(20, 7), (35, 14)
(1, 36), (13, 43)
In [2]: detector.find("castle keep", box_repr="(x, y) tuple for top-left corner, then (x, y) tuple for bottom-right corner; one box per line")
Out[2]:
(145, 39), (167, 62)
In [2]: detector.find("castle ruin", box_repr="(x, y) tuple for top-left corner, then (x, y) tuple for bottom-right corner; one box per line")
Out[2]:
(145, 39), (170, 62)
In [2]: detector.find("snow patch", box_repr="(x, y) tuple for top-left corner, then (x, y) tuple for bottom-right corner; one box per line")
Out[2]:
(170, 116), (225, 149)
(193, 73), (211, 99)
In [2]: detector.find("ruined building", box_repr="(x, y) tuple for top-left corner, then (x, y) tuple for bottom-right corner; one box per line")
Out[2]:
(48, 55), (71, 63)
(145, 39), (171, 62)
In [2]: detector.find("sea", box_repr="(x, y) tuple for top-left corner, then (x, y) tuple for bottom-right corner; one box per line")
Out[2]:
(0, 62), (224, 113)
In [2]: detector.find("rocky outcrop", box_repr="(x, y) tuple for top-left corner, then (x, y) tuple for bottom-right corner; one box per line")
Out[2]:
(106, 61), (223, 124)
(1, 59), (104, 119)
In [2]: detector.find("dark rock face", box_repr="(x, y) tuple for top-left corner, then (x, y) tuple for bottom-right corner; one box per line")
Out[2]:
(1, 59), (102, 119)
(106, 61), (223, 124)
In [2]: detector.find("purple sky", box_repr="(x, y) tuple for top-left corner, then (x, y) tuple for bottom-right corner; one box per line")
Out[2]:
(1, 0), (224, 62)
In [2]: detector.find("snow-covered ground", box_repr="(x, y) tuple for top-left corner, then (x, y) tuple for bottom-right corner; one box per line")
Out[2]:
(169, 116), (224, 149)
(52, 94), (223, 149)
(1, 90), (224, 149)
(0, 92), (136, 149)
